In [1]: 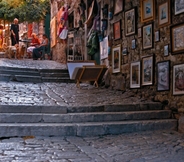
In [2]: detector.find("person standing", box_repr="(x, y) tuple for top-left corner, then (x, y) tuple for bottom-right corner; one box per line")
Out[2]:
(10, 18), (19, 46)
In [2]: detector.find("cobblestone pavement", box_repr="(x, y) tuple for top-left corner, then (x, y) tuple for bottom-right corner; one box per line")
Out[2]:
(0, 59), (183, 162)
(0, 130), (183, 162)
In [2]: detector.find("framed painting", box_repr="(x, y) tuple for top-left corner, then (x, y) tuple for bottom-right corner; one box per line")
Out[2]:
(141, 0), (155, 22)
(175, 0), (184, 15)
(141, 55), (154, 86)
(112, 45), (121, 73)
(138, 27), (142, 38)
(125, 7), (136, 36)
(170, 23), (184, 54)
(158, 0), (170, 28)
(122, 47), (128, 55)
(130, 61), (141, 88)
(155, 30), (160, 42)
(164, 44), (169, 56)
(142, 23), (153, 50)
(173, 64), (184, 95)
(114, 0), (123, 15)
(113, 20), (121, 40)
(100, 36), (109, 60)
(157, 60), (170, 91)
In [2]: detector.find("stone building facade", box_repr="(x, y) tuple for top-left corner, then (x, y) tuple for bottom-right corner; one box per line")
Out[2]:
(50, 0), (184, 131)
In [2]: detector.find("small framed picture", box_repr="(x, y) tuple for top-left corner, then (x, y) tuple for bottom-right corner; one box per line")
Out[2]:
(114, 0), (123, 15)
(155, 30), (160, 42)
(175, 0), (184, 15)
(132, 39), (136, 49)
(122, 47), (128, 55)
(130, 61), (141, 89)
(113, 20), (121, 40)
(112, 45), (121, 73)
(142, 23), (153, 50)
(141, 54), (154, 86)
(157, 60), (170, 91)
(164, 44), (169, 56)
(138, 28), (142, 38)
(173, 64), (184, 95)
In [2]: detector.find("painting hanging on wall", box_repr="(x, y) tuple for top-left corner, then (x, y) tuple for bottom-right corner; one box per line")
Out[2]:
(125, 7), (136, 36)
(114, 0), (123, 15)
(100, 36), (109, 60)
(158, 0), (170, 28)
(113, 20), (121, 40)
(130, 61), (141, 88)
(141, 0), (155, 22)
(112, 45), (121, 73)
(142, 23), (153, 50)
(173, 64), (184, 95)
(171, 23), (184, 54)
(141, 55), (154, 86)
(175, 0), (184, 15)
(157, 61), (170, 91)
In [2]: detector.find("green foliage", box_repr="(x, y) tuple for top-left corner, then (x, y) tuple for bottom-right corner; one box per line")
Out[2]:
(0, 0), (50, 23)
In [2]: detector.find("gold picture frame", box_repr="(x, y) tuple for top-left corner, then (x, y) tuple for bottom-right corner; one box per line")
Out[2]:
(140, 0), (155, 23)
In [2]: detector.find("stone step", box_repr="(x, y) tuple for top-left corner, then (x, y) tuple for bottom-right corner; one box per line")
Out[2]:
(0, 103), (163, 113)
(0, 69), (40, 76)
(0, 119), (177, 137)
(0, 110), (172, 123)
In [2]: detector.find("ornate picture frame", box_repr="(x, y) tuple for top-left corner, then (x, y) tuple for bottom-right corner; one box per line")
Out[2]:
(157, 60), (170, 91)
(158, 0), (170, 28)
(141, 54), (154, 86)
(114, 0), (123, 15)
(113, 20), (121, 40)
(142, 23), (153, 50)
(130, 61), (141, 89)
(125, 7), (136, 36)
(175, 0), (184, 15)
(141, 0), (155, 22)
(112, 45), (121, 73)
(170, 23), (184, 54)
(173, 64), (184, 95)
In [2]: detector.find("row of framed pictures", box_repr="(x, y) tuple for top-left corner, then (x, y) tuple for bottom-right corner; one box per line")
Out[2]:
(130, 56), (184, 95)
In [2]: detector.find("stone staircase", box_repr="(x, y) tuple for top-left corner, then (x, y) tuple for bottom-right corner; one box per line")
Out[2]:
(0, 66), (74, 83)
(0, 103), (177, 137)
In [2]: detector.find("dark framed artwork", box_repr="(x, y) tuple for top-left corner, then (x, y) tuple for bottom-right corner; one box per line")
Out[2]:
(114, 0), (123, 15)
(157, 60), (170, 91)
(130, 61), (141, 88)
(125, 7), (136, 36)
(140, 0), (155, 22)
(164, 44), (169, 56)
(112, 45), (121, 73)
(155, 30), (160, 42)
(170, 23), (184, 54)
(141, 54), (154, 86)
(175, 0), (184, 15)
(142, 23), (153, 50)
(173, 64), (184, 95)
(132, 39), (136, 49)
(158, 0), (170, 28)
(113, 20), (121, 40)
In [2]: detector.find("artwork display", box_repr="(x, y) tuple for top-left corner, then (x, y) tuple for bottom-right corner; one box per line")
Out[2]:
(158, 0), (170, 28)
(164, 44), (169, 56)
(175, 0), (184, 15)
(130, 61), (141, 88)
(132, 39), (136, 49)
(122, 48), (128, 55)
(114, 0), (123, 15)
(142, 23), (153, 50)
(157, 61), (170, 91)
(173, 64), (184, 95)
(125, 7), (136, 36)
(142, 55), (154, 86)
(171, 23), (184, 54)
(141, 0), (155, 22)
(100, 37), (109, 60)
(113, 20), (121, 40)
(112, 45), (121, 73)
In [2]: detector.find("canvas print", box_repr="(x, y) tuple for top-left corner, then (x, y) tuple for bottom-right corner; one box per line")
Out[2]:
(130, 61), (141, 88)
(112, 45), (121, 73)
(175, 0), (184, 15)
(157, 61), (170, 91)
(142, 55), (154, 86)
(173, 64), (184, 95)
(125, 8), (136, 36)
(143, 23), (153, 50)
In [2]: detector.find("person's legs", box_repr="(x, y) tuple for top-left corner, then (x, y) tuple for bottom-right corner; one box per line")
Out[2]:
(32, 46), (44, 60)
